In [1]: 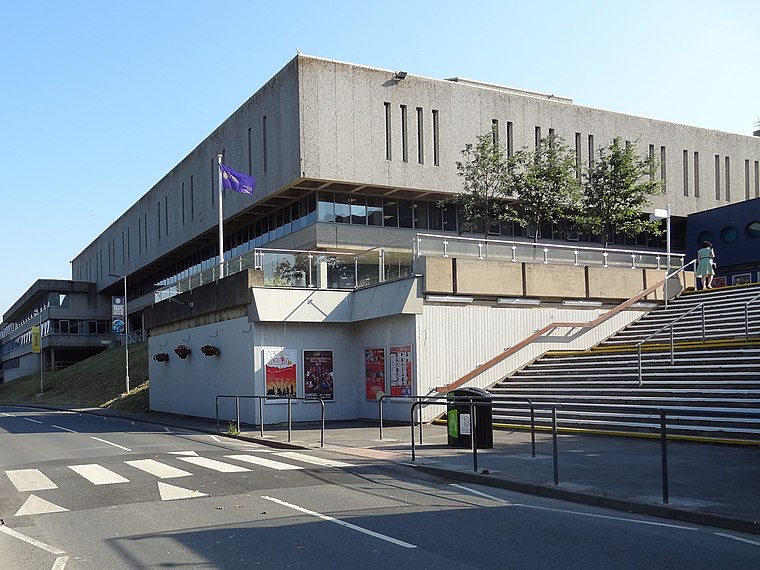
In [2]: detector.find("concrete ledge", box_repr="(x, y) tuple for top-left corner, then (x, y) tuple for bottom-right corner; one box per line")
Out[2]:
(455, 258), (523, 296)
(587, 266), (644, 299)
(414, 256), (454, 294)
(525, 263), (586, 298)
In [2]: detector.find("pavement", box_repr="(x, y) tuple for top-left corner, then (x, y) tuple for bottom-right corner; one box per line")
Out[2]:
(32, 406), (760, 536)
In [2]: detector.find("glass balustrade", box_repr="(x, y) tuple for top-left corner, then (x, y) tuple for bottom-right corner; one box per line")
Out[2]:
(153, 233), (681, 300)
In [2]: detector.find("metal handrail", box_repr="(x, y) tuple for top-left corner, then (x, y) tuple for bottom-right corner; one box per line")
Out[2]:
(437, 259), (696, 393)
(745, 291), (760, 341)
(215, 394), (325, 447)
(636, 301), (706, 385)
(413, 232), (686, 265)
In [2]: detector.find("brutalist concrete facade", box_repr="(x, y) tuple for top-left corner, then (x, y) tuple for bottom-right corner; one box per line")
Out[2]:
(70, 53), (760, 305)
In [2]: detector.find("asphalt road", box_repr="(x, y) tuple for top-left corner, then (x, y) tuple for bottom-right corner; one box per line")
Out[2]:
(2, 405), (760, 569)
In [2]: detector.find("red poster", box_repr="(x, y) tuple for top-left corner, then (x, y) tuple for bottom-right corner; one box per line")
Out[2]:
(389, 345), (413, 397)
(264, 349), (297, 398)
(365, 347), (386, 400)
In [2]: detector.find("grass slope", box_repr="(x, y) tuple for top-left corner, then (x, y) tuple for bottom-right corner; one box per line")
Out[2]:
(0, 342), (150, 413)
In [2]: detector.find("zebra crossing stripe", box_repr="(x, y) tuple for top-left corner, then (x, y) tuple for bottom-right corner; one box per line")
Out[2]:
(177, 456), (251, 473)
(15, 494), (69, 516)
(225, 454), (304, 471)
(125, 459), (193, 479)
(5, 468), (58, 492)
(68, 464), (130, 485)
(275, 452), (354, 468)
(157, 481), (209, 501)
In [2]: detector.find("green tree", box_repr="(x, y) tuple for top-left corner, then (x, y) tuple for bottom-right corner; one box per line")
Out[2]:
(576, 137), (664, 245)
(507, 134), (581, 241)
(452, 131), (512, 237)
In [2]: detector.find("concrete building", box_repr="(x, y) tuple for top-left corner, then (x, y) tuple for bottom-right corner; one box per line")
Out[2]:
(3, 54), (759, 418)
(1, 280), (114, 383)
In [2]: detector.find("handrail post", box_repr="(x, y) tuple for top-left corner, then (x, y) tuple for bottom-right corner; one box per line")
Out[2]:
(552, 406), (559, 485)
(287, 398), (292, 442)
(530, 404), (536, 457)
(637, 344), (643, 386)
(746, 304), (750, 342)
(410, 402), (417, 462)
(471, 401), (478, 472)
(259, 397), (264, 437)
(378, 397), (384, 440)
(236, 396), (241, 433)
(418, 397), (423, 445)
(702, 304), (707, 343)
(670, 324), (675, 366)
(660, 411), (669, 504)
(320, 399), (325, 447)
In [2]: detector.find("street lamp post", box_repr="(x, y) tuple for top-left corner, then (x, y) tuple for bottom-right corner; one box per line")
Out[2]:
(651, 204), (671, 308)
(109, 274), (130, 394)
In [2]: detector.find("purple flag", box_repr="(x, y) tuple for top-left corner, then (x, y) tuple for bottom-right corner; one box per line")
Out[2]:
(220, 163), (255, 195)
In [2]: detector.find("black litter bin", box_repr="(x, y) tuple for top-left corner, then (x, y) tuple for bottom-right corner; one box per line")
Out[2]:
(446, 387), (493, 449)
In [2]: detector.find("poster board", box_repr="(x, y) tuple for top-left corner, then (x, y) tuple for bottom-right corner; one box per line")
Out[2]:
(365, 347), (386, 400)
(732, 273), (751, 286)
(389, 344), (413, 397)
(264, 348), (298, 402)
(304, 350), (334, 401)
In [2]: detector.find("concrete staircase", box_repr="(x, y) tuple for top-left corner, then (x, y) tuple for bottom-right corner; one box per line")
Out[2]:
(488, 283), (760, 441)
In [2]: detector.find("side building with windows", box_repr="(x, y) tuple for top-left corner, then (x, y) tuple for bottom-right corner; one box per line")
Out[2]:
(685, 197), (760, 287)
(0, 280), (114, 383)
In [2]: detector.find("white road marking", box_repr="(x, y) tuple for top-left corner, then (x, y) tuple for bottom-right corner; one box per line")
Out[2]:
(225, 454), (303, 471)
(209, 435), (223, 443)
(52, 556), (69, 570)
(90, 436), (131, 451)
(0, 525), (66, 554)
(125, 459), (193, 479)
(6, 468), (58, 492)
(168, 451), (199, 456)
(178, 456), (251, 473)
(157, 481), (209, 501)
(714, 532), (760, 547)
(51, 424), (78, 433)
(68, 464), (130, 485)
(275, 451), (354, 468)
(23, 417), (43, 424)
(449, 484), (698, 531)
(262, 495), (417, 549)
(15, 495), (69, 516)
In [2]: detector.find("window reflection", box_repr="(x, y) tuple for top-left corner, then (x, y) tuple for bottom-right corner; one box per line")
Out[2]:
(137, 189), (667, 299)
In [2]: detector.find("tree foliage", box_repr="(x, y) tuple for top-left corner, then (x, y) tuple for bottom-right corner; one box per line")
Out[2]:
(506, 134), (581, 240)
(576, 137), (664, 244)
(453, 132), (664, 246)
(452, 131), (512, 237)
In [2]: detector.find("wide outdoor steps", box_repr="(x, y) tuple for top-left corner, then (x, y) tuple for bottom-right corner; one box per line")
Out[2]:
(488, 283), (760, 441)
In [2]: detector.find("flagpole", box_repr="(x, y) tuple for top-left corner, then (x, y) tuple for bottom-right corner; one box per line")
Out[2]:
(217, 153), (224, 279)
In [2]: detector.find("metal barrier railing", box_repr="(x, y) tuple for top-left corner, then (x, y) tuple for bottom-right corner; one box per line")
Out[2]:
(378, 394), (536, 456)
(636, 302), (706, 385)
(413, 233), (685, 271)
(410, 396), (724, 504)
(214, 394), (325, 447)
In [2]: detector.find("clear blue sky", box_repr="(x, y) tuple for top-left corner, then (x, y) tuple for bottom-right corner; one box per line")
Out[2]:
(1, 0), (758, 316)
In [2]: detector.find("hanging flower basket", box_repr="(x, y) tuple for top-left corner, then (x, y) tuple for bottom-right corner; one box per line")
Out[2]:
(153, 352), (170, 363)
(174, 345), (191, 359)
(201, 345), (221, 357)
